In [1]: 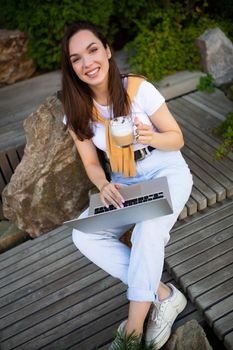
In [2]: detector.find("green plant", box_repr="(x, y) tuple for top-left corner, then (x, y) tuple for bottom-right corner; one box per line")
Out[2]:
(0, 0), (114, 70)
(197, 74), (215, 93)
(213, 112), (233, 159)
(124, 2), (233, 82)
(109, 330), (155, 350)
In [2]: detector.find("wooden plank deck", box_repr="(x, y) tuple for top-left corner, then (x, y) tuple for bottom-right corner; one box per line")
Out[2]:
(0, 222), (204, 350)
(0, 145), (25, 219)
(0, 199), (232, 349)
(165, 198), (233, 350)
(0, 82), (233, 348)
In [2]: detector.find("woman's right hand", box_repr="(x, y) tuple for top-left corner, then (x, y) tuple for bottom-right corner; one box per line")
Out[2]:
(100, 182), (125, 209)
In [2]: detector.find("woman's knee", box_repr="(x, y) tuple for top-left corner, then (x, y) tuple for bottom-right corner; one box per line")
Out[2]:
(131, 220), (171, 247)
(72, 229), (88, 251)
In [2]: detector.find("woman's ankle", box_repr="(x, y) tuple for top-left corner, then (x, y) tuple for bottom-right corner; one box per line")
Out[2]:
(158, 283), (172, 302)
(125, 320), (143, 337)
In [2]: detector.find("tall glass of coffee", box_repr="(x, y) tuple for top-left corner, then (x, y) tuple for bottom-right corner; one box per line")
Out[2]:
(110, 116), (134, 148)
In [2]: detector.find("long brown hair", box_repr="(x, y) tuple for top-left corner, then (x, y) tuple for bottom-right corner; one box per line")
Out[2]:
(61, 21), (131, 141)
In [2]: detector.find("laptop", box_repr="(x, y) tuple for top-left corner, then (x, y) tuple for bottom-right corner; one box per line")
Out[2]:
(63, 176), (173, 233)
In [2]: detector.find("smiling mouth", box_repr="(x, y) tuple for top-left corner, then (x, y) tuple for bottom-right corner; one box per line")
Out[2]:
(86, 68), (100, 78)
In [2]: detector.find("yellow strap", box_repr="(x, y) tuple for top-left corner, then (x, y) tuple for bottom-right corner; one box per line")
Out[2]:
(94, 76), (145, 177)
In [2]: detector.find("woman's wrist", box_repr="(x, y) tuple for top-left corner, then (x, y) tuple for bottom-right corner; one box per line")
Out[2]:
(97, 179), (109, 192)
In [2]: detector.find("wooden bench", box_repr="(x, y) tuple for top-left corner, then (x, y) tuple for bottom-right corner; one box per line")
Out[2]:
(168, 90), (233, 219)
(0, 88), (232, 349)
(0, 200), (232, 349)
(165, 198), (233, 350)
(0, 145), (25, 220)
(0, 224), (204, 350)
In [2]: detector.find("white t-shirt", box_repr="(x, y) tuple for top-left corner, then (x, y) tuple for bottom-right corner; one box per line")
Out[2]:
(63, 79), (165, 152)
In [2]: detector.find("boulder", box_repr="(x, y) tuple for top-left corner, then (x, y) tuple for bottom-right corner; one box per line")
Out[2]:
(196, 28), (233, 86)
(2, 96), (93, 238)
(0, 29), (36, 86)
(163, 319), (212, 350)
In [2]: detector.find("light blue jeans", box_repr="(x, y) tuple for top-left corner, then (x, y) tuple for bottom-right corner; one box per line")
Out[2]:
(72, 149), (193, 302)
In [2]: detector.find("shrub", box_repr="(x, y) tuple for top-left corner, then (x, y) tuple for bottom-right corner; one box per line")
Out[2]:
(213, 112), (233, 160)
(124, 3), (233, 82)
(1, 0), (233, 79)
(0, 0), (114, 70)
(197, 74), (215, 93)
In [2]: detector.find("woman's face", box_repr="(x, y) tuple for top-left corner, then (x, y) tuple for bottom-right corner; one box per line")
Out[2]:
(69, 29), (111, 89)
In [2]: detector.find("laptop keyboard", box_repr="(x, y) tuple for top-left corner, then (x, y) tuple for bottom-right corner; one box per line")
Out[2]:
(94, 192), (164, 215)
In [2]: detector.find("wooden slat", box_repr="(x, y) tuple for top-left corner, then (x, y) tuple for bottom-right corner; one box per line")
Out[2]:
(185, 196), (197, 216)
(169, 103), (233, 163)
(181, 122), (233, 175)
(0, 235), (72, 279)
(1, 283), (126, 349)
(170, 97), (220, 132)
(168, 200), (233, 247)
(166, 216), (233, 260)
(0, 225), (71, 266)
(183, 152), (226, 202)
(0, 255), (87, 309)
(224, 332), (233, 350)
(178, 205), (188, 220)
(0, 153), (13, 183)
(183, 90), (233, 116)
(0, 171), (6, 193)
(168, 231), (233, 283)
(182, 94), (229, 121)
(16, 144), (25, 159)
(173, 239), (233, 280)
(205, 294), (233, 326)
(0, 249), (80, 298)
(190, 186), (207, 211)
(187, 264), (233, 302)
(185, 146), (233, 197)
(191, 174), (216, 206)
(196, 278), (233, 312)
(6, 148), (21, 170)
(179, 250), (233, 291)
(0, 261), (97, 321)
(0, 198), (4, 220)
(214, 311), (233, 340)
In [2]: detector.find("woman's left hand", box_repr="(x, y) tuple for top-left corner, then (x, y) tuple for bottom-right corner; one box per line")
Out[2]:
(134, 117), (154, 146)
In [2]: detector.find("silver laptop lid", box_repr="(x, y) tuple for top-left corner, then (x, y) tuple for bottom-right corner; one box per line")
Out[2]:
(63, 177), (173, 233)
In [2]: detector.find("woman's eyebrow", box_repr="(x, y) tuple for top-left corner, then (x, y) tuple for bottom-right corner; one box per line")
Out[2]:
(70, 42), (97, 58)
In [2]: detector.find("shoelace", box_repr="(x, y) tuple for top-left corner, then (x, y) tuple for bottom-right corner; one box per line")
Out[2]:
(150, 302), (166, 328)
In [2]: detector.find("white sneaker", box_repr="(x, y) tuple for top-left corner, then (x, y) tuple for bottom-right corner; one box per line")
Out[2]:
(109, 320), (127, 350)
(109, 319), (142, 350)
(145, 283), (187, 349)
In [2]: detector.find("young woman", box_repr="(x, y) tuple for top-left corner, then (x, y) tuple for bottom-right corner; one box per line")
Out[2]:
(61, 21), (193, 349)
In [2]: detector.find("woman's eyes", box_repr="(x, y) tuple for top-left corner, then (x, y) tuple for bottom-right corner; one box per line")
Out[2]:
(90, 47), (98, 53)
(72, 57), (80, 63)
(71, 47), (98, 63)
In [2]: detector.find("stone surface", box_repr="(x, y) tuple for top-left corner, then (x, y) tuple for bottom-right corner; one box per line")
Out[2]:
(2, 96), (93, 238)
(163, 319), (212, 350)
(220, 80), (233, 102)
(0, 29), (36, 86)
(0, 220), (29, 253)
(196, 28), (233, 86)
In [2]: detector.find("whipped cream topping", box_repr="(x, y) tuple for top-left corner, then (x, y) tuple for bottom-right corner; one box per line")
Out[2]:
(110, 117), (133, 136)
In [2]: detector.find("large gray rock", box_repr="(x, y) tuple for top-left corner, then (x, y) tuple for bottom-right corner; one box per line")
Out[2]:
(163, 319), (212, 350)
(2, 96), (93, 238)
(0, 29), (36, 86)
(196, 28), (233, 86)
